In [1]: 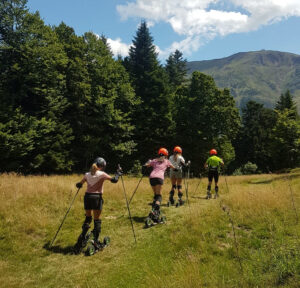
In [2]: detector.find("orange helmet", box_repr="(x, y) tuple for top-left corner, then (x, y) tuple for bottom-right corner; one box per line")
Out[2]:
(158, 147), (168, 156)
(210, 149), (217, 155)
(173, 146), (182, 153)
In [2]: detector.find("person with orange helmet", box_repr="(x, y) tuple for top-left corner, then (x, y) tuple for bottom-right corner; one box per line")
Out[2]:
(204, 149), (224, 199)
(144, 148), (175, 225)
(168, 146), (190, 206)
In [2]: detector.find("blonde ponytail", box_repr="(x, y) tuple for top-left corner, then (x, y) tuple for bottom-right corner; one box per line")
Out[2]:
(90, 163), (98, 175)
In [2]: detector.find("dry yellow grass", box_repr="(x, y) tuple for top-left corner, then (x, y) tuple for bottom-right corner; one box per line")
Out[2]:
(0, 171), (299, 288)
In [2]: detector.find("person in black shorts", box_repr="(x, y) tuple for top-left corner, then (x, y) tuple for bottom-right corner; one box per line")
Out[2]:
(145, 148), (175, 221)
(204, 149), (224, 199)
(73, 157), (121, 254)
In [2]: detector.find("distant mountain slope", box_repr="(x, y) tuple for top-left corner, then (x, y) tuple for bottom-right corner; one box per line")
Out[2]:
(187, 50), (300, 110)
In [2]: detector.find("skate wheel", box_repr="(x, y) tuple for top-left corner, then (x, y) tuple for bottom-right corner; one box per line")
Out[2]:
(103, 236), (110, 246)
(86, 243), (95, 256)
(145, 217), (152, 228)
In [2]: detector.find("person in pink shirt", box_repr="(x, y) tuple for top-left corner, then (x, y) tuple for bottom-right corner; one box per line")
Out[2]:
(73, 157), (121, 254)
(145, 148), (175, 223)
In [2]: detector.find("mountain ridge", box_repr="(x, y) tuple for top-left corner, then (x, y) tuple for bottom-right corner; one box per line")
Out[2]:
(187, 50), (300, 110)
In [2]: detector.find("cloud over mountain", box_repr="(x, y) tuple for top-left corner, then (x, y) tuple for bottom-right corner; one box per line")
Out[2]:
(115, 0), (300, 56)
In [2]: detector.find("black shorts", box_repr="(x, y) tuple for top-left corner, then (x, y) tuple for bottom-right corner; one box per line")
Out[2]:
(208, 170), (219, 183)
(150, 178), (164, 186)
(84, 193), (104, 210)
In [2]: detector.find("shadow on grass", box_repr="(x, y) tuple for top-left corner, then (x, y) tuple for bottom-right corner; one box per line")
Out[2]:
(43, 242), (75, 255)
(132, 216), (146, 223)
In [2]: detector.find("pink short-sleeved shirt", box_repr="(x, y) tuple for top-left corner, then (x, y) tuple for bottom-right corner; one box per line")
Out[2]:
(149, 159), (172, 180)
(84, 171), (111, 194)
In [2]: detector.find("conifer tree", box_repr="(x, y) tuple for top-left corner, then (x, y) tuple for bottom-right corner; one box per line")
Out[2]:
(126, 21), (174, 157)
(165, 49), (187, 88)
(275, 90), (298, 119)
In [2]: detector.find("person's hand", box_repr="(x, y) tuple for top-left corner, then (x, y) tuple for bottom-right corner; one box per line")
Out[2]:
(116, 164), (123, 176)
(76, 182), (82, 188)
(187, 160), (191, 166)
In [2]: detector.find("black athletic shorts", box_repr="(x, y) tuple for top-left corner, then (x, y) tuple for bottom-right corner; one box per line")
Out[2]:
(150, 177), (164, 186)
(84, 193), (104, 210)
(208, 170), (219, 183)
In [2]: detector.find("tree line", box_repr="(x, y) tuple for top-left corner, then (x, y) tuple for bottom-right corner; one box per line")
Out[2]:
(0, 0), (299, 175)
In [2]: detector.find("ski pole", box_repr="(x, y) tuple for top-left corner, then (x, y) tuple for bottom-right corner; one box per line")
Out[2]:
(49, 187), (81, 248)
(193, 173), (202, 195)
(119, 164), (137, 243)
(128, 173), (144, 205)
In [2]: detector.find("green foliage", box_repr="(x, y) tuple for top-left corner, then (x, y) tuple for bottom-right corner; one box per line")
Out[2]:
(271, 110), (300, 169)
(0, 109), (73, 173)
(128, 160), (143, 177)
(165, 49), (187, 88)
(175, 72), (240, 173)
(235, 101), (277, 172)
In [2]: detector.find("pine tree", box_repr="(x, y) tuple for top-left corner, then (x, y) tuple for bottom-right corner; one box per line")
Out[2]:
(165, 49), (187, 88)
(275, 90), (298, 119)
(126, 21), (174, 158)
(235, 101), (277, 171)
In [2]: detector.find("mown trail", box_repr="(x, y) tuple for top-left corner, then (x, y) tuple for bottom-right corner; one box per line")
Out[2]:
(0, 172), (299, 288)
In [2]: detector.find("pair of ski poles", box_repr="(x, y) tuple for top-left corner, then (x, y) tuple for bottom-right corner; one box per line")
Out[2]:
(49, 165), (137, 247)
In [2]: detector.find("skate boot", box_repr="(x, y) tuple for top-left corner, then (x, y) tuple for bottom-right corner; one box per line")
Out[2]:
(214, 186), (219, 199)
(167, 189), (175, 206)
(73, 216), (92, 254)
(205, 191), (212, 199)
(206, 185), (212, 199)
(176, 191), (184, 207)
(73, 232), (91, 254)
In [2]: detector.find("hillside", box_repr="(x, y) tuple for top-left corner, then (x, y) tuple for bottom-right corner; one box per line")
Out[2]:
(0, 172), (299, 287)
(187, 50), (300, 109)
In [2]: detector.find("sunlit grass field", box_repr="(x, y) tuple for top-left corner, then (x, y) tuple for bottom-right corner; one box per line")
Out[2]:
(0, 171), (299, 288)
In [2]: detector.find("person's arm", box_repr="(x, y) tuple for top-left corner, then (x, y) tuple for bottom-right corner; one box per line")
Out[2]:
(144, 159), (152, 167)
(76, 176), (86, 188)
(204, 159), (208, 169)
(110, 167), (123, 183)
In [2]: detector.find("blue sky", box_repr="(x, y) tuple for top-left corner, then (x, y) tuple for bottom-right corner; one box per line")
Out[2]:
(26, 0), (300, 62)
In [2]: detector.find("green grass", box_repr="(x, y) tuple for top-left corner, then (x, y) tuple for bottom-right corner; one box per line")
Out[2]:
(0, 172), (299, 287)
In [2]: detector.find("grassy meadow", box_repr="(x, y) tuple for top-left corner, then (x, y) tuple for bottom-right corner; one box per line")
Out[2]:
(0, 171), (299, 288)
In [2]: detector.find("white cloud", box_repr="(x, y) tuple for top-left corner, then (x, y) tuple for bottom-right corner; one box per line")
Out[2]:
(116, 0), (300, 56)
(107, 38), (131, 57)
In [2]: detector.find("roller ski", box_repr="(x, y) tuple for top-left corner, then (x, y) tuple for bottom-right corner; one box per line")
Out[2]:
(85, 236), (110, 256)
(73, 232), (91, 255)
(145, 204), (166, 228)
(175, 198), (185, 207)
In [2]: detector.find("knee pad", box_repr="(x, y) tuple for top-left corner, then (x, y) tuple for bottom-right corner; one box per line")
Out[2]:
(207, 185), (211, 191)
(178, 192), (183, 198)
(215, 186), (219, 192)
(172, 184), (176, 190)
(177, 185), (182, 190)
(154, 194), (162, 204)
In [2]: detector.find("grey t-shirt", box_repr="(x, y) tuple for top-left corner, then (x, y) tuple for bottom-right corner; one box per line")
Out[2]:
(169, 155), (185, 171)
